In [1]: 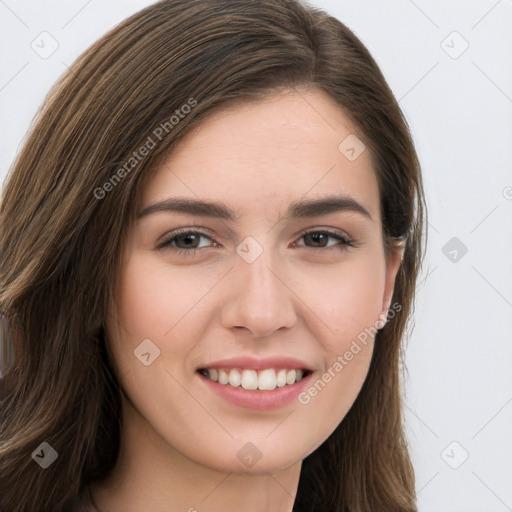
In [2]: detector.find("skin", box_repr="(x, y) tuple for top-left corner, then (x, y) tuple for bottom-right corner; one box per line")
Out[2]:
(90, 86), (404, 512)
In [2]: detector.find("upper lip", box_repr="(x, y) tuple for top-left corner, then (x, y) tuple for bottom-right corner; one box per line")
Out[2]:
(198, 356), (313, 372)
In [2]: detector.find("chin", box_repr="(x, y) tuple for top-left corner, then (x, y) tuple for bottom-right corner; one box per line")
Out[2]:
(190, 444), (305, 476)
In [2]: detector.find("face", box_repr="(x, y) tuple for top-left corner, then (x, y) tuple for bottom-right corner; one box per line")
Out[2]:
(107, 86), (403, 476)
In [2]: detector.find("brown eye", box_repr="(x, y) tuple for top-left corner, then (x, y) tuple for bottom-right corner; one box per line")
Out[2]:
(157, 229), (217, 253)
(172, 233), (203, 249)
(297, 230), (354, 250)
(304, 232), (330, 248)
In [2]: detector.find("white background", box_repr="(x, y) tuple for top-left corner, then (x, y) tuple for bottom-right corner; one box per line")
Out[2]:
(1, 1), (511, 510)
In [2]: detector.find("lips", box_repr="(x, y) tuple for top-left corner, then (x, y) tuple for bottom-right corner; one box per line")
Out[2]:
(196, 356), (313, 394)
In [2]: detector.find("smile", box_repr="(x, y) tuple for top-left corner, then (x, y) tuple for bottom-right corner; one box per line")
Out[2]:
(198, 367), (310, 391)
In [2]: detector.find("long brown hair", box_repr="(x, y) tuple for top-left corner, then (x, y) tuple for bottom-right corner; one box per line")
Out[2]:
(0, 1), (426, 510)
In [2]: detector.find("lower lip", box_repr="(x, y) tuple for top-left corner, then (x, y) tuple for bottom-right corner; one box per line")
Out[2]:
(198, 372), (313, 411)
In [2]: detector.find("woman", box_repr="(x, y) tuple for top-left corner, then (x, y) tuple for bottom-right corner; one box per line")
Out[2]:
(0, 0), (426, 511)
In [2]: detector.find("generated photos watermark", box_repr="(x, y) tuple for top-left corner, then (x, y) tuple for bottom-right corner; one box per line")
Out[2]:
(298, 301), (402, 405)
(93, 97), (197, 200)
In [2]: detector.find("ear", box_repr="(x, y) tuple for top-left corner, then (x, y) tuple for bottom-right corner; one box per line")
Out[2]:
(378, 242), (405, 327)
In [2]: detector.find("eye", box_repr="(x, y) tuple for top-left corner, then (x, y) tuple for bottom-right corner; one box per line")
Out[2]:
(156, 228), (218, 255)
(293, 229), (355, 252)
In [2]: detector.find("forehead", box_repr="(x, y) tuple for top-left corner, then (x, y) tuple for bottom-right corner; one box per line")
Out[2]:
(142, 87), (380, 222)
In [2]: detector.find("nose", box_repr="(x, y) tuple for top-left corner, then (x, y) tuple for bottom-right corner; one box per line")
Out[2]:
(220, 245), (297, 338)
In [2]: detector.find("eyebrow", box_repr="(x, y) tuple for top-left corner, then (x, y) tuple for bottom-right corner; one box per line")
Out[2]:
(137, 195), (373, 222)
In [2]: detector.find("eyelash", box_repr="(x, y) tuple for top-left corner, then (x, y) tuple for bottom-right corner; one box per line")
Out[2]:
(156, 227), (356, 257)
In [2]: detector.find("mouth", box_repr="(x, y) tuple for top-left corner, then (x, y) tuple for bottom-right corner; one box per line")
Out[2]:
(197, 367), (312, 391)
(196, 356), (314, 410)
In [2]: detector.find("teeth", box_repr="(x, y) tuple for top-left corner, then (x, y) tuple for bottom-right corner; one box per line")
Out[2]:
(258, 368), (276, 390)
(286, 370), (296, 385)
(276, 369), (287, 387)
(228, 369), (241, 387)
(241, 369), (258, 390)
(218, 369), (229, 385)
(201, 367), (307, 390)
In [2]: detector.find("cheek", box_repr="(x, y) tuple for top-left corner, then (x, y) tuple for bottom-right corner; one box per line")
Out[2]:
(292, 259), (385, 439)
(110, 253), (218, 349)
(296, 342), (373, 446)
(293, 251), (385, 404)
(106, 251), (225, 404)
(294, 251), (386, 344)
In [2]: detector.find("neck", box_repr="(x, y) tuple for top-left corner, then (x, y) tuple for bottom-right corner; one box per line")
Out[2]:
(90, 397), (300, 512)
